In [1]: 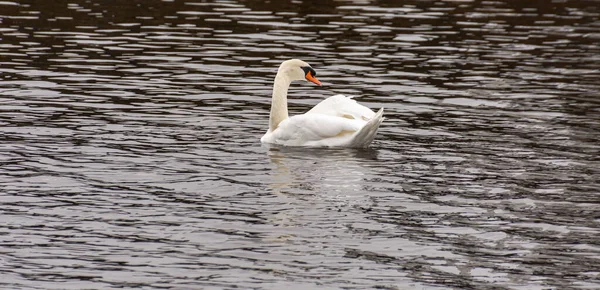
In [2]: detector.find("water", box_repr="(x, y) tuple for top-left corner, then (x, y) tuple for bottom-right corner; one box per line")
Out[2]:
(1, 0), (599, 289)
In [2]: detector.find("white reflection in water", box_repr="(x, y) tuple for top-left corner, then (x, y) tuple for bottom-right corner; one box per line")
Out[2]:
(265, 144), (378, 197)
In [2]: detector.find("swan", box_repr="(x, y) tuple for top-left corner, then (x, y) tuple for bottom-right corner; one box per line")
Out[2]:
(261, 59), (384, 148)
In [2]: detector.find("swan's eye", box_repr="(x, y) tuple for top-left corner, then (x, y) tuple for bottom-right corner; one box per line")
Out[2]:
(301, 66), (316, 78)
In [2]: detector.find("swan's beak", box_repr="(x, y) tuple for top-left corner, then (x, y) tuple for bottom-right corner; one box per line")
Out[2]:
(305, 72), (322, 86)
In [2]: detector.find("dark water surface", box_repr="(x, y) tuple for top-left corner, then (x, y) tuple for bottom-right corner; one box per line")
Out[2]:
(1, 0), (599, 289)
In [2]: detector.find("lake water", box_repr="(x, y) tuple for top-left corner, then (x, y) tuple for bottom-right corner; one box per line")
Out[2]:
(1, 0), (599, 289)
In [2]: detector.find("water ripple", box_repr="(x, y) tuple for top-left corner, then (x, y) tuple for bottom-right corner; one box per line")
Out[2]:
(1, 0), (599, 289)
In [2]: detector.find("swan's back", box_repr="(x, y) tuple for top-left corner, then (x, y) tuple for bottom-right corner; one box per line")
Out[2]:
(307, 94), (375, 121)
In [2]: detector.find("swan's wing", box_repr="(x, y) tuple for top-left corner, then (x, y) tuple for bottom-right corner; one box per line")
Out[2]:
(270, 113), (365, 146)
(306, 94), (376, 121)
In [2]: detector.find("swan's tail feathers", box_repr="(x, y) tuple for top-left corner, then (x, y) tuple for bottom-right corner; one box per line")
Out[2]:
(350, 108), (384, 148)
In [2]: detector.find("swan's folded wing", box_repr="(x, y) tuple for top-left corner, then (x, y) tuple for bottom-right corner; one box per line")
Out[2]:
(272, 113), (365, 146)
(306, 94), (376, 121)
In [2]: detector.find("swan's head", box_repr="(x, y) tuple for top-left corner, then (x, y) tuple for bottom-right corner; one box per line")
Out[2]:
(278, 59), (322, 86)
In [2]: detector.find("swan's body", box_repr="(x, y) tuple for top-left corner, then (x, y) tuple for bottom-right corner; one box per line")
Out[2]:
(261, 59), (384, 148)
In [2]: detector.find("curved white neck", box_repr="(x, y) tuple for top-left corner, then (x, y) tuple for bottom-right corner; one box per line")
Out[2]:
(269, 73), (291, 131)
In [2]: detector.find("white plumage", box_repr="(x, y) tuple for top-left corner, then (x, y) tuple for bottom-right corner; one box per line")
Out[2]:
(261, 59), (384, 148)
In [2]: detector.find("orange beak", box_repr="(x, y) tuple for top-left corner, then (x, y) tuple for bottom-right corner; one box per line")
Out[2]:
(305, 72), (322, 86)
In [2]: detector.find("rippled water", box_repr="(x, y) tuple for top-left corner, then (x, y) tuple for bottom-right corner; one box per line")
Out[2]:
(1, 0), (599, 289)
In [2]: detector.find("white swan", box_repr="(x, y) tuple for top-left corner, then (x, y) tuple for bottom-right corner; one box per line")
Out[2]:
(261, 59), (384, 148)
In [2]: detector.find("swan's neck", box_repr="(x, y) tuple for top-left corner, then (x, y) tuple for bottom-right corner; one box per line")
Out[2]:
(269, 73), (291, 131)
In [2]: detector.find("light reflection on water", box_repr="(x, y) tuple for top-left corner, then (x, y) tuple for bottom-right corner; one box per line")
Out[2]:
(1, 0), (599, 289)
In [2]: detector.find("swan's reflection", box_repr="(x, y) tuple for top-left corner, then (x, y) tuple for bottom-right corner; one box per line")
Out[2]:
(264, 144), (379, 197)
(262, 144), (380, 232)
